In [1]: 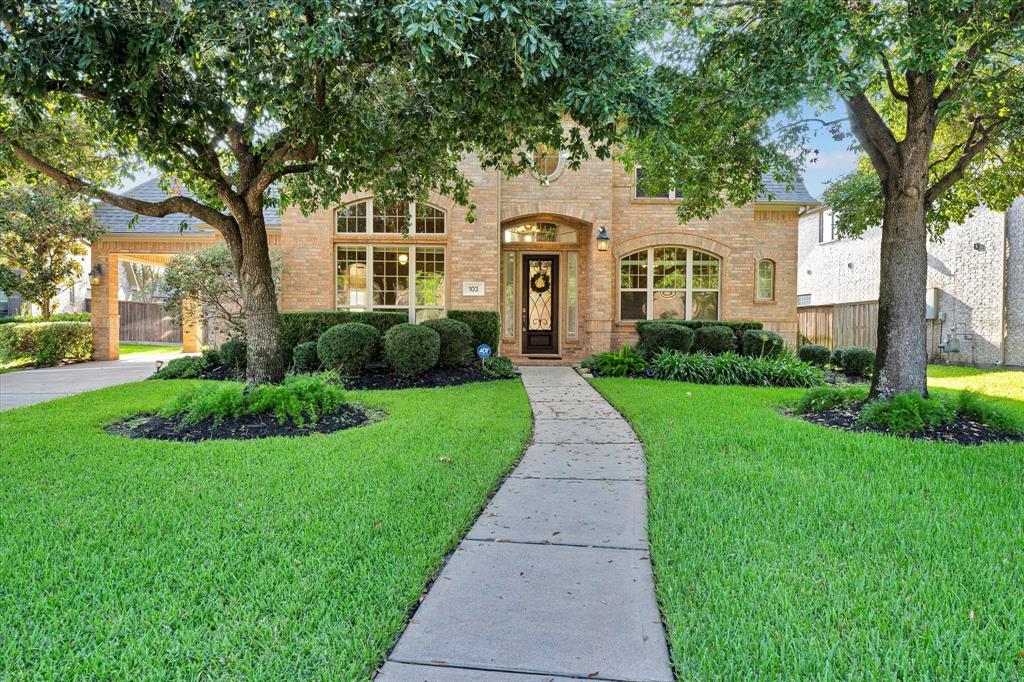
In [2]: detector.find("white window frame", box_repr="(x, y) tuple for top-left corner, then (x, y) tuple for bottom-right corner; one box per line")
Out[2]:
(335, 244), (446, 322)
(634, 168), (683, 200)
(618, 247), (721, 322)
(335, 199), (446, 236)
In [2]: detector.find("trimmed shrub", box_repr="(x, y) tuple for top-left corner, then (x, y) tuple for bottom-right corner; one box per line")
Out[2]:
(279, 311), (406, 358)
(794, 385), (868, 413)
(152, 355), (210, 380)
(693, 325), (737, 354)
(650, 350), (826, 388)
(635, 319), (761, 348)
(220, 338), (247, 370)
(834, 346), (875, 377)
(581, 344), (648, 377)
(0, 321), (92, 366)
(422, 317), (474, 367)
(317, 322), (381, 375)
(383, 323), (440, 376)
(0, 312), (90, 324)
(637, 321), (694, 357)
(956, 391), (1022, 435)
(798, 344), (831, 367)
(482, 356), (517, 379)
(447, 310), (500, 351)
(859, 393), (956, 434)
(202, 349), (221, 367)
(292, 341), (321, 373)
(740, 329), (785, 358)
(830, 347), (846, 369)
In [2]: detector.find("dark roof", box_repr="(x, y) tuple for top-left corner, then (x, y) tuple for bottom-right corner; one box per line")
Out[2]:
(94, 177), (281, 234)
(757, 175), (818, 204)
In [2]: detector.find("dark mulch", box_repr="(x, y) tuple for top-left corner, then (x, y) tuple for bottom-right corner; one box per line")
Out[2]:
(795, 403), (1022, 446)
(341, 363), (502, 390)
(109, 404), (373, 442)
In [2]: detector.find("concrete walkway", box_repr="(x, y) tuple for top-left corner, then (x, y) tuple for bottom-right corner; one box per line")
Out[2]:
(377, 366), (673, 682)
(0, 351), (183, 411)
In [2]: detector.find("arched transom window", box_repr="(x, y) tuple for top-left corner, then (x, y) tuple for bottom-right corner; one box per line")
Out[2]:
(336, 199), (446, 235)
(756, 259), (775, 300)
(619, 247), (721, 321)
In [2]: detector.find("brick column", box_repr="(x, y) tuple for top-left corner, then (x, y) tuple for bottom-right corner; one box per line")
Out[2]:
(181, 298), (202, 353)
(91, 252), (120, 360)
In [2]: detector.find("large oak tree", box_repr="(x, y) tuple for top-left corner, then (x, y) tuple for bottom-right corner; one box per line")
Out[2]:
(630, 0), (1024, 398)
(1, 0), (658, 383)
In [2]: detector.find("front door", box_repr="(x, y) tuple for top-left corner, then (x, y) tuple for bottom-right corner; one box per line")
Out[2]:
(522, 255), (559, 355)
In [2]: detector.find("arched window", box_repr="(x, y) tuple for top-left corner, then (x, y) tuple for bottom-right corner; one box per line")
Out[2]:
(335, 199), (446, 235)
(532, 144), (564, 181)
(756, 259), (775, 300)
(619, 247), (720, 321)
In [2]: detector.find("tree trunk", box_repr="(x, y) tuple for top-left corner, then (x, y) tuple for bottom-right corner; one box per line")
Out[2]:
(40, 298), (52, 321)
(231, 209), (285, 384)
(870, 181), (929, 399)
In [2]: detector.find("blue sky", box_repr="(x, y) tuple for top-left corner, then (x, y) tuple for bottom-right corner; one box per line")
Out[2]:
(797, 101), (860, 201)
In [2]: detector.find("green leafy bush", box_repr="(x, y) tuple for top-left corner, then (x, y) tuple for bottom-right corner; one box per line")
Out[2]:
(693, 325), (737, 354)
(636, 321), (694, 357)
(797, 344), (831, 367)
(635, 319), (761, 348)
(317, 322), (381, 375)
(833, 346), (875, 377)
(858, 393), (956, 434)
(219, 338), (247, 370)
(160, 374), (347, 427)
(482, 356), (517, 379)
(201, 349), (221, 367)
(794, 385), (868, 413)
(279, 311), (406, 358)
(384, 323), (440, 376)
(956, 391), (1022, 435)
(0, 312), (90, 324)
(422, 317), (474, 367)
(651, 350), (826, 387)
(447, 310), (500, 351)
(151, 355), (211, 380)
(740, 329), (784, 358)
(582, 344), (648, 377)
(0, 321), (92, 366)
(291, 341), (321, 373)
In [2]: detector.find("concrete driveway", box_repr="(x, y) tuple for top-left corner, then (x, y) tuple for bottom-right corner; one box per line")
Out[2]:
(0, 351), (185, 411)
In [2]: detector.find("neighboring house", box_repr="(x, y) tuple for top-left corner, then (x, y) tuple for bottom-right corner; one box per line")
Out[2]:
(0, 251), (90, 318)
(87, 154), (817, 363)
(797, 201), (1024, 367)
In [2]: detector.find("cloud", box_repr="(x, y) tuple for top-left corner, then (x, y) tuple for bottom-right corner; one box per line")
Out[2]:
(805, 149), (859, 173)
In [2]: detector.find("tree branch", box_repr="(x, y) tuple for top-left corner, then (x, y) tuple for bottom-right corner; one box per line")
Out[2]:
(925, 119), (1003, 205)
(880, 52), (908, 102)
(844, 93), (899, 179)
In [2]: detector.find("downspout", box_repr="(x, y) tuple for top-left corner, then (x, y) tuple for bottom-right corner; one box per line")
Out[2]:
(1002, 208), (1010, 366)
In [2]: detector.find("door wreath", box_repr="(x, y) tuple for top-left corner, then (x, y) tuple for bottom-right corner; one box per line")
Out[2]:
(529, 271), (551, 294)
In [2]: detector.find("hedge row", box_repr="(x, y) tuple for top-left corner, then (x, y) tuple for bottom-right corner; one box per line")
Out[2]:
(636, 320), (783, 358)
(279, 311), (407, 357)
(0, 312), (90, 325)
(447, 310), (500, 351)
(0, 321), (93, 366)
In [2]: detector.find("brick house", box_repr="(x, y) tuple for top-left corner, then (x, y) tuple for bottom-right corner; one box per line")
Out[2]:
(89, 153), (817, 363)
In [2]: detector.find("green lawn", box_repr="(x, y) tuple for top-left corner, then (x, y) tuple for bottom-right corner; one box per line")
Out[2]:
(593, 376), (1024, 681)
(928, 365), (1024, 420)
(119, 342), (182, 355)
(0, 379), (531, 679)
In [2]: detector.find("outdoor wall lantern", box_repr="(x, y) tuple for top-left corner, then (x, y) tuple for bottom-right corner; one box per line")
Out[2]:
(88, 264), (104, 286)
(596, 225), (610, 252)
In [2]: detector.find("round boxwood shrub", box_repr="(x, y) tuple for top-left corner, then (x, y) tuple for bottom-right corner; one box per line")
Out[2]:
(317, 322), (381, 375)
(839, 346), (875, 377)
(292, 341), (321, 373)
(637, 322), (694, 357)
(220, 337), (247, 370)
(421, 317), (474, 367)
(830, 347), (846, 368)
(740, 329), (784, 358)
(797, 343), (831, 367)
(693, 325), (737, 354)
(384, 323), (440, 376)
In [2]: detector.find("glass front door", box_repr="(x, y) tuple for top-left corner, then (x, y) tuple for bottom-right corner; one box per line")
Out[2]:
(522, 255), (559, 355)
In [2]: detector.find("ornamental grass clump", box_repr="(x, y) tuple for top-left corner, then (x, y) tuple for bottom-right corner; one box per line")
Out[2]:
(160, 374), (346, 427)
(857, 392), (956, 434)
(581, 344), (647, 377)
(650, 350), (826, 388)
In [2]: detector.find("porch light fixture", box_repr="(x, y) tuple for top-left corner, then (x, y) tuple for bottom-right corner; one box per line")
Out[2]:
(88, 264), (103, 286)
(596, 225), (610, 252)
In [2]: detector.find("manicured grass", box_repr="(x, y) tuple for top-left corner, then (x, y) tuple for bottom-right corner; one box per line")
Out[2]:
(593, 378), (1024, 680)
(0, 379), (531, 679)
(119, 342), (182, 355)
(928, 364), (1024, 419)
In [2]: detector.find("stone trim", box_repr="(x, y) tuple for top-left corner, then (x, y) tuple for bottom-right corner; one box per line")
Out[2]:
(611, 231), (733, 259)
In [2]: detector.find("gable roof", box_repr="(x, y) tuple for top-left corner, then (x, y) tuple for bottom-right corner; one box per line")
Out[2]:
(94, 177), (281, 234)
(757, 175), (818, 204)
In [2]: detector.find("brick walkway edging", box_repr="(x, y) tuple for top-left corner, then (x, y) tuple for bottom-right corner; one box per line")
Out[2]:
(376, 366), (673, 682)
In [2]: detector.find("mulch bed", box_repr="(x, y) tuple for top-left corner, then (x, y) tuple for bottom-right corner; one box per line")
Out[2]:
(341, 364), (502, 390)
(109, 404), (373, 442)
(795, 403), (1022, 446)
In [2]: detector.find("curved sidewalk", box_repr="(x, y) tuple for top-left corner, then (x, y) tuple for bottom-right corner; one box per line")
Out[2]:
(377, 366), (673, 682)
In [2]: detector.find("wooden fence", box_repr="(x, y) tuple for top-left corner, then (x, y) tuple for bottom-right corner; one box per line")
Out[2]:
(798, 300), (879, 350)
(86, 299), (182, 343)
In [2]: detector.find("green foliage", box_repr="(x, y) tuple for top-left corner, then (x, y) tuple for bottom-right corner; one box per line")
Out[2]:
(384, 324), (440, 377)
(650, 350), (825, 388)
(151, 356), (210, 380)
(955, 391), (1022, 436)
(833, 346), (875, 377)
(740, 329), (784, 358)
(0, 312), (89, 324)
(160, 374), (347, 427)
(482, 356), (517, 379)
(0, 321), (92, 366)
(858, 393), (956, 434)
(279, 311), (406, 359)
(317, 323), (381, 376)
(797, 344), (831, 367)
(219, 338), (247, 371)
(794, 385), (868, 414)
(693, 325), (737, 355)
(582, 344), (648, 377)
(636, 321), (694, 357)
(447, 310), (500, 352)
(201, 349), (221, 367)
(291, 341), (321, 374)
(422, 318), (474, 367)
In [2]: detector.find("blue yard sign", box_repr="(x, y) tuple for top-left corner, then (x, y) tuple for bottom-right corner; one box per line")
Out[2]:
(476, 343), (492, 360)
